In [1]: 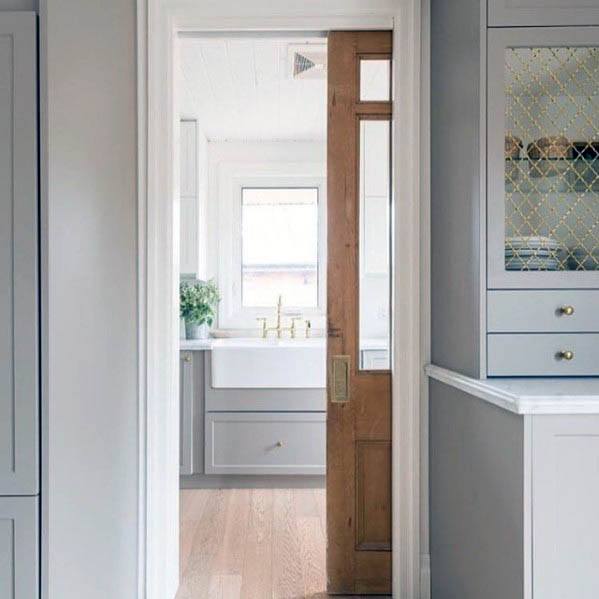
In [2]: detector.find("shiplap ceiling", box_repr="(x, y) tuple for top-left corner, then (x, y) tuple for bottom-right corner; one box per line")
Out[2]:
(177, 35), (328, 142)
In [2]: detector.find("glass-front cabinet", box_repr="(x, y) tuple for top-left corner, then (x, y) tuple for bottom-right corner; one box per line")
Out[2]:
(488, 27), (599, 288)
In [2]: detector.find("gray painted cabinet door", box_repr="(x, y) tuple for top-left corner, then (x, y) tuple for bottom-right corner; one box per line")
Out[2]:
(0, 497), (38, 599)
(487, 27), (599, 290)
(489, 0), (599, 27)
(0, 13), (38, 496)
(532, 415), (599, 599)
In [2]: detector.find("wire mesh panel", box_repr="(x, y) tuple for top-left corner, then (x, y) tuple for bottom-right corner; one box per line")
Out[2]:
(504, 46), (599, 271)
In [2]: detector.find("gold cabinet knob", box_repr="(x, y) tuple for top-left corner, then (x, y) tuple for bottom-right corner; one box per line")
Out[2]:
(182, 355), (191, 363)
(558, 350), (574, 361)
(275, 441), (284, 448)
(560, 305), (575, 316)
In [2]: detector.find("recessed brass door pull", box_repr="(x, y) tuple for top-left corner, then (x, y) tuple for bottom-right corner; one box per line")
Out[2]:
(329, 355), (351, 403)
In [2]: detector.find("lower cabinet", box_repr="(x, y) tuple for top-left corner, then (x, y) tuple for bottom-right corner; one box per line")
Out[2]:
(430, 380), (599, 599)
(0, 497), (38, 599)
(179, 351), (204, 475)
(205, 412), (326, 475)
(532, 415), (599, 598)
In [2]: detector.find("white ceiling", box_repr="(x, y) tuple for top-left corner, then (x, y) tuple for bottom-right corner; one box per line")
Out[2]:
(177, 36), (328, 142)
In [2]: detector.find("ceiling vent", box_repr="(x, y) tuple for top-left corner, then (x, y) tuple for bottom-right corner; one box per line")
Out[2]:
(288, 44), (327, 80)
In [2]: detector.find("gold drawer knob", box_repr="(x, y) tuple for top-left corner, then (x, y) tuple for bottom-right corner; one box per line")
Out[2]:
(558, 350), (574, 361)
(275, 441), (284, 448)
(560, 305), (575, 316)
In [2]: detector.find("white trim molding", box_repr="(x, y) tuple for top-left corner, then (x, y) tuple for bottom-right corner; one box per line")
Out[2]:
(138, 2), (424, 598)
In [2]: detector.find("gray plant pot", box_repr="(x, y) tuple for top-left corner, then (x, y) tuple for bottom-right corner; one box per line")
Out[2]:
(185, 321), (209, 340)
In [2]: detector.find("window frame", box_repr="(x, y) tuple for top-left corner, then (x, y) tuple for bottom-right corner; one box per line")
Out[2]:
(217, 164), (326, 331)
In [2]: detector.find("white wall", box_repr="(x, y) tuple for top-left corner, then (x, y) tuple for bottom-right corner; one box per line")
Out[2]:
(41, 1), (139, 598)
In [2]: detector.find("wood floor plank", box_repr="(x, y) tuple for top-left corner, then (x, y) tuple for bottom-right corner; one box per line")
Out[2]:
(297, 516), (326, 598)
(272, 488), (305, 599)
(177, 487), (362, 599)
(213, 488), (251, 576)
(314, 488), (327, 538)
(176, 489), (230, 599)
(240, 489), (274, 599)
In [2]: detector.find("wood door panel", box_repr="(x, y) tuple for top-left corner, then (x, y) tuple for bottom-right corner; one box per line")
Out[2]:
(356, 440), (391, 550)
(327, 30), (392, 595)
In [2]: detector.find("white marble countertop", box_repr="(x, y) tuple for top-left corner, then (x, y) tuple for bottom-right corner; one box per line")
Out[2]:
(426, 364), (599, 415)
(179, 338), (214, 351)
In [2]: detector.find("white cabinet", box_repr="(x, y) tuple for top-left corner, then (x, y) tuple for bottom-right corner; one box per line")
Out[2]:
(489, 0), (599, 27)
(179, 120), (207, 278)
(0, 13), (38, 496)
(532, 416), (599, 599)
(0, 497), (38, 599)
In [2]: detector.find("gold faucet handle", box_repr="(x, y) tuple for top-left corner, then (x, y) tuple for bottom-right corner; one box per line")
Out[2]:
(256, 317), (268, 338)
(290, 316), (303, 338)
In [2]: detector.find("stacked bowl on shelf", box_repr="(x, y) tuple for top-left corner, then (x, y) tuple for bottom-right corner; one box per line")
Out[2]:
(505, 236), (564, 271)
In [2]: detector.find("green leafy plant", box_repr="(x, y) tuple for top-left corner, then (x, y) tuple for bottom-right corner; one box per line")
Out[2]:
(180, 279), (220, 327)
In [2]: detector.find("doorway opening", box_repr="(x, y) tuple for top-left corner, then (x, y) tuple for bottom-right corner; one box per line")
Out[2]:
(170, 29), (393, 598)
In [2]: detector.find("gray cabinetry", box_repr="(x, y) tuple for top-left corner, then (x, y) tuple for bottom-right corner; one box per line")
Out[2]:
(432, 0), (599, 378)
(430, 381), (599, 599)
(205, 412), (326, 475)
(0, 13), (38, 599)
(179, 351), (204, 475)
(0, 497), (38, 599)
(532, 415), (599, 598)
(0, 12), (38, 496)
(488, 0), (599, 27)
(487, 26), (599, 291)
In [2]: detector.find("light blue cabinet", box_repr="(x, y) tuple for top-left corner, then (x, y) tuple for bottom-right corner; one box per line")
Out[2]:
(0, 13), (38, 599)
(488, 0), (599, 27)
(0, 12), (38, 496)
(0, 497), (38, 599)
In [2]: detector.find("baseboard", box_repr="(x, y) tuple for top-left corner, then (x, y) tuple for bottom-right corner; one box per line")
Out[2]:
(420, 553), (431, 599)
(180, 474), (326, 489)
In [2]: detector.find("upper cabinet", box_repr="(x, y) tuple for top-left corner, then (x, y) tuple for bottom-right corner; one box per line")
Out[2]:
(487, 27), (599, 289)
(0, 13), (38, 495)
(489, 0), (599, 27)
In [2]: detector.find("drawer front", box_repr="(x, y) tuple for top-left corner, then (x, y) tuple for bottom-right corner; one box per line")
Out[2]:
(488, 1), (599, 27)
(488, 333), (599, 376)
(488, 290), (599, 333)
(205, 412), (325, 475)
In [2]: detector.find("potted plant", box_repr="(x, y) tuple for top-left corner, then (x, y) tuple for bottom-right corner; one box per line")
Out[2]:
(180, 279), (220, 340)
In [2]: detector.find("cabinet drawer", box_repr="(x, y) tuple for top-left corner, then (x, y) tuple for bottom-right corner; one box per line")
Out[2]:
(205, 412), (325, 475)
(488, 333), (599, 376)
(488, 290), (599, 333)
(488, 1), (599, 27)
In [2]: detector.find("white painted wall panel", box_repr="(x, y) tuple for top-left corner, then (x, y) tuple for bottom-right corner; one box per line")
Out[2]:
(43, 1), (138, 597)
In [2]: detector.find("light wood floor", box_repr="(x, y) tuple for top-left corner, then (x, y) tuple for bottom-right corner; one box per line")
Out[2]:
(177, 488), (327, 599)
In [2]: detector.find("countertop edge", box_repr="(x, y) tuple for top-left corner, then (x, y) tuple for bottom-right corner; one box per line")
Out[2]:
(424, 364), (599, 415)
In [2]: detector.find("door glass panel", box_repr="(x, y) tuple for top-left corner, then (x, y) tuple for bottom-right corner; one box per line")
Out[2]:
(504, 46), (599, 272)
(360, 59), (391, 102)
(359, 120), (391, 370)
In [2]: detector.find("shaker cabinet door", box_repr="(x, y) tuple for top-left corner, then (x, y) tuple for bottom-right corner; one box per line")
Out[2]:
(489, 0), (599, 27)
(0, 497), (38, 599)
(532, 416), (599, 599)
(0, 13), (38, 495)
(487, 27), (599, 289)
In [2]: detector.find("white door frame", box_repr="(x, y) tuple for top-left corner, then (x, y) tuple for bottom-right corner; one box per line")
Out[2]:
(136, 1), (425, 598)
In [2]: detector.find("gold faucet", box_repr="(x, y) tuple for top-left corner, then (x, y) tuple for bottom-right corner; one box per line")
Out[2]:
(257, 295), (304, 339)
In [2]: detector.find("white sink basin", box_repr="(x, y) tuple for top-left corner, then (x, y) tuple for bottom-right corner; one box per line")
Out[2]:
(211, 338), (326, 389)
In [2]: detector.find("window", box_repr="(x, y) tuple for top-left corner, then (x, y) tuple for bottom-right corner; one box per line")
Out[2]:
(241, 188), (319, 308)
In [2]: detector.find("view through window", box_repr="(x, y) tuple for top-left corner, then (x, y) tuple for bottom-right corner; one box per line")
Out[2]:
(241, 187), (319, 308)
